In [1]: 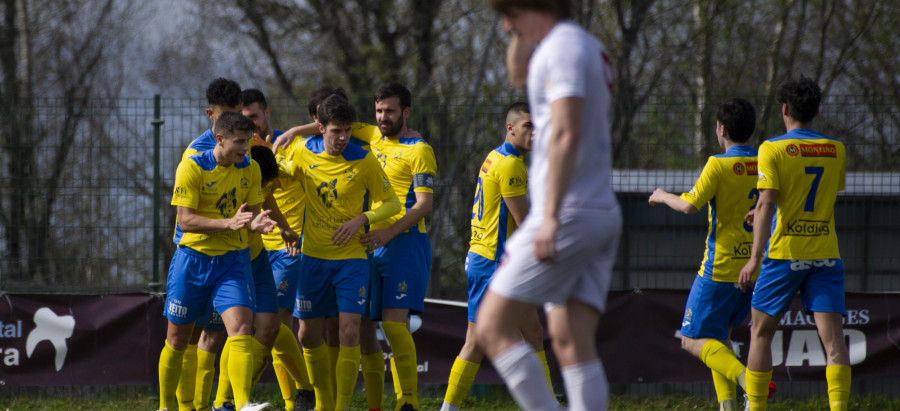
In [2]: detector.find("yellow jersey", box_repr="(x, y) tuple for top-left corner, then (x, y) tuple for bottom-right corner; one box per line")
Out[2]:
(262, 135), (308, 251)
(757, 129), (845, 260)
(171, 150), (264, 256)
(469, 142), (527, 261)
(680, 145), (759, 282)
(287, 136), (398, 260)
(350, 123), (437, 233)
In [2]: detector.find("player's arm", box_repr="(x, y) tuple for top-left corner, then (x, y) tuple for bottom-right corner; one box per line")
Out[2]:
(505, 32), (534, 91)
(333, 192), (401, 247)
(504, 194), (529, 225)
(263, 194), (300, 255)
(533, 97), (582, 262)
(739, 188), (777, 291)
(272, 123), (318, 152)
(648, 188), (699, 215)
(177, 203), (255, 233)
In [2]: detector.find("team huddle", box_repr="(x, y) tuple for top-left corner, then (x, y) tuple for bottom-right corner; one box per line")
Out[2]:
(158, 1), (852, 411)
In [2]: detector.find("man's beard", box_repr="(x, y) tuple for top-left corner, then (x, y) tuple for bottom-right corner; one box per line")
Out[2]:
(381, 117), (405, 137)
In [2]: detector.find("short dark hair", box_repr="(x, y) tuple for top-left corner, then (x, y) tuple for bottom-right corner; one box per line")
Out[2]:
(317, 95), (357, 127)
(214, 111), (255, 138)
(716, 98), (756, 143)
(250, 145), (278, 183)
(307, 85), (348, 118)
(206, 78), (242, 108)
(242, 88), (268, 109)
(777, 76), (822, 123)
(488, 0), (571, 19)
(506, 101), (530, 118)
(374, 82), (411, 109)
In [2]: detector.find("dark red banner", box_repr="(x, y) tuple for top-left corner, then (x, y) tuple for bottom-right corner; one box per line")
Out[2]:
(1, 291), (898, 385)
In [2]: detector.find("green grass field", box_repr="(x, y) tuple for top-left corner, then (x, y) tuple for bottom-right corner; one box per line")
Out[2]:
(3, 384), (900, 410)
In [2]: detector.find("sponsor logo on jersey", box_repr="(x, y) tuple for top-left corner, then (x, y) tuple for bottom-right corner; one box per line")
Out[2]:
(509, 176), (524, 185)
(240, 176), (250, 188)
(745, 162), (758, 175)
(343, 168), (357, 181)
(799, 143), (837, 158)
(786, 144), (799, 156)
(785, 219), (830, 236)
(733, 163), (745, 175)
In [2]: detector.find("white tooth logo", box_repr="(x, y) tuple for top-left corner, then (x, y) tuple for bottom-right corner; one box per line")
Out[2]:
(26, 307), (75, 371)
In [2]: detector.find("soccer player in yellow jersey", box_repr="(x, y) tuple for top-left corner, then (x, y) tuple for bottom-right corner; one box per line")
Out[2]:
(649, 98), (767, 411)
(441, 102), (556, 411)
(243, 89), (316, 411)
(287, 95), (401, 411)
(160, 112), (276, 411)
(739, 77), (850, 411)
(355, 83), (437, 411)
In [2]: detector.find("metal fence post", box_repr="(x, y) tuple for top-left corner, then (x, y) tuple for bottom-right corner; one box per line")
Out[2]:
(150, 95), (164, 292)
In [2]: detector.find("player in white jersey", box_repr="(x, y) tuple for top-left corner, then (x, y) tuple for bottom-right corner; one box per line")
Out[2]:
(478, 2), (621, 411)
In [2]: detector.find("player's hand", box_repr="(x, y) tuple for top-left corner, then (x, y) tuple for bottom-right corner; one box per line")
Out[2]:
(533, 217), (559, 263)
(271, 130), (299, 153)
(360, 228), (395, 252)
(648, 188), (667, 206)
(250, 209), (276, 234)
(227, 203), (254, 230)
(744, 209), (756, 227)
(280, 227), (300, 256)
(404, 128), (422, 139)
(332, 215), (368, 246)
(738, 257), (759, 292)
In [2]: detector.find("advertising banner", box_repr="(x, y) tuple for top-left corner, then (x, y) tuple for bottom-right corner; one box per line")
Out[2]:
(1, 291), (898, 385)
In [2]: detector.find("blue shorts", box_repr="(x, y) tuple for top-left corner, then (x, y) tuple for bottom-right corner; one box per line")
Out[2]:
(269, 249), (303, 311)
(163, 247), (254, 325)
(752, 258), (846, 317)
(465, 252), (497, 322)
(680, 274), (752, 341)
(198, 302), (225, 332)
(294, 256), (369, 319)
(251, 250), (279, 314)
(369, 232), (431, 319)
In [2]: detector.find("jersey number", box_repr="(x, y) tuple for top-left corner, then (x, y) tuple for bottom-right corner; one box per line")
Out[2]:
(743, 188), (760, 232)
(804, 166), (824, 212)
(472, 177), (484, 221)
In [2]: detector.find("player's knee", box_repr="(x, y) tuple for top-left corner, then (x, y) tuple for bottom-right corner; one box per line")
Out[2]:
(521, 321), (545, 350)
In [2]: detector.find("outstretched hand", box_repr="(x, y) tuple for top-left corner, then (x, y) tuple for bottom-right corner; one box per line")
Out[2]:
(227, 203), (253, 231)
(251, 209), (276, 234)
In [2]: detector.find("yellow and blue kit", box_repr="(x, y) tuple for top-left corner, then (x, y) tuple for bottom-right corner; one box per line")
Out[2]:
(466, 142), (527, 322)
(752, 129), (847, 317)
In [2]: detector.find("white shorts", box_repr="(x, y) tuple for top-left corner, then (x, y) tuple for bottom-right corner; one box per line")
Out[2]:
(488, 206), (621, 313)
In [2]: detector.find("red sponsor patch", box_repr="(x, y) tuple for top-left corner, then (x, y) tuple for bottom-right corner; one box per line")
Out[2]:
(745, 161), (758, 175)
(786, 144), (799, 156)
(480, 158), (492, 173)
(733, 163), (745, 175)
(800, 143), (837, 157)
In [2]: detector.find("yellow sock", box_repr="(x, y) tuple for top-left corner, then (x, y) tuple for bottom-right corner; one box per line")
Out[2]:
(361, 351), (385, 409)
(383, 321), (418, 410)
(272, 323), (312, 390)
(335, 345), (362, 410)
(304, 343), (335, 411)
(159, 340), (185, 411)
(213, 339), (232, 408)
(328, 344), (340, 404)
(194, 347), (217, 411)
(273, 360), (296, 411)
(227, 335), (255, 410)
(536, 350), (553, 391)
(176, 343), (198, 411)
(250, 336), (271, 389)
(712, 369), (737, 405)
(700, 340), (746, 383)
(826, 364), (851, 411)
(390, 356), (401, 400)
(745, 369), (773, 411)
(444, 357), (480, 406)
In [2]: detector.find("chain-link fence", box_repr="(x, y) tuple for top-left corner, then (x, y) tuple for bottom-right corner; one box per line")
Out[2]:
(1, 95), (897, 295)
